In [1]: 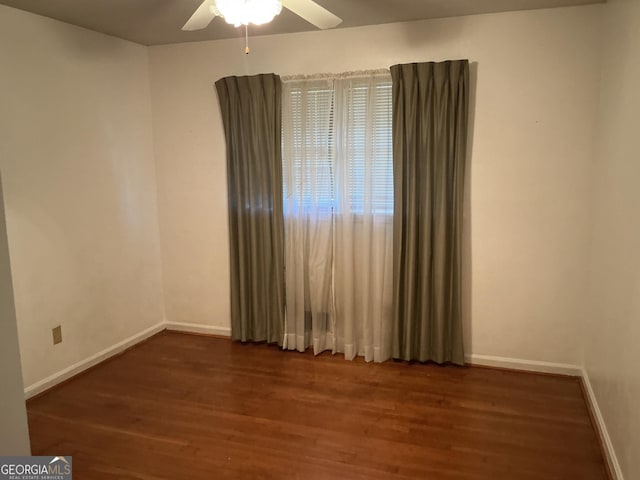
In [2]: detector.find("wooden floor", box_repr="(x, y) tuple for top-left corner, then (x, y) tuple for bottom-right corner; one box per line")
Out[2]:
(27, 331), (608, 479)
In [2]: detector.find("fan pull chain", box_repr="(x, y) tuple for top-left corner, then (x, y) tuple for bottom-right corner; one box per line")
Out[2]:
(245, 24), (250, 55)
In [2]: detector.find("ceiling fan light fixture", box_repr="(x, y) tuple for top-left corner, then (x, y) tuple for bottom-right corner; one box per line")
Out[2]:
(211, 0), (283, 27)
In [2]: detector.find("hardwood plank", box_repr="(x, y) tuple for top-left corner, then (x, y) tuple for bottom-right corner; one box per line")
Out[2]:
(27, 331), (608, 479)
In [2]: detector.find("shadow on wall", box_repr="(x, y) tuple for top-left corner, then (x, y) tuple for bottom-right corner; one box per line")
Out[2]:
(30, 12), (141, 61)
(462, 61), (478, 357)
(398, 15), (469, 55)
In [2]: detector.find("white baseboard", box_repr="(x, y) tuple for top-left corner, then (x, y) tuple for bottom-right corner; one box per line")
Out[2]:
(24, 322), (165, 399)
(581, 368), (623, 480)
(164, 322), (231, 337)
(465, 353), (582, 376)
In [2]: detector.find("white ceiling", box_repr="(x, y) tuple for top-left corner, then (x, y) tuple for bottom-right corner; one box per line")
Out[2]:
(0, 0), (603, 46)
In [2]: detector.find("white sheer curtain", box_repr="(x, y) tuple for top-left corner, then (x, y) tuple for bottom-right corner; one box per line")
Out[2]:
(282, 77), (336, 354)
(282, 71), (393, 362)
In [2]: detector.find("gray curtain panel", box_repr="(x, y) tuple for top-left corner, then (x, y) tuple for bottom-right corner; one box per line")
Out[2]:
(215, 74), (285, 345)
(390, 61), (469, 365)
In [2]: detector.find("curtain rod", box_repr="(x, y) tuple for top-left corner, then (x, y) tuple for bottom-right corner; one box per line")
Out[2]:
(281, 68), (390, 83)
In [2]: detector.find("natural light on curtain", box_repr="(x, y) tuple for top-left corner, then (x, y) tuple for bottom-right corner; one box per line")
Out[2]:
(281, 70), (394, 362)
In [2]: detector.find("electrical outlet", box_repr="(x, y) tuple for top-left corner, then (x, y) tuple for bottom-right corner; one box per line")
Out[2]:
(52, 325), (62, 345)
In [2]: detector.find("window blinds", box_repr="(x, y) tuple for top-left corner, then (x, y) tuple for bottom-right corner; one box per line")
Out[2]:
(282, 73), (393, 216)
(339, 79), (393, 215)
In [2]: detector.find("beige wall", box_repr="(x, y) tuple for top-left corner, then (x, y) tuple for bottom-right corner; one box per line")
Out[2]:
(149, 6), (601, 366)
(0, 6), (165, 388)
(0, 175), (31, 455)
(585, 0), (640, 478)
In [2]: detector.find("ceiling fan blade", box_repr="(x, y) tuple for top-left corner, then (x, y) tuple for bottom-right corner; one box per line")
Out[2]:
(281, 0), (342, 30)
(182, 0), (218, 31)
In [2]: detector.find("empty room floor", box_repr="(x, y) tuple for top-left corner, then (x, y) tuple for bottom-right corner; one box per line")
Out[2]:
(27, 331), (608, 479)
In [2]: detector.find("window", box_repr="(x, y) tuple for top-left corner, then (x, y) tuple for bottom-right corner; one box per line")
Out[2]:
(283, 81), (335, 213)
(282, 74), (393, 216)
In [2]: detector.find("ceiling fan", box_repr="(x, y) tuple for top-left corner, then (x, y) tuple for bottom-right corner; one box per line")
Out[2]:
(182, 0), (343, 32)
